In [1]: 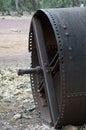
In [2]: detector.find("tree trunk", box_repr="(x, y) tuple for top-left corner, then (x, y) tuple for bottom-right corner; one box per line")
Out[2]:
(61, 0), (65, 7)
(30, 0), (40, 11)
(15, 0), (23, 15)
(72, 0), (80, 6)
(15, 0), (19, 11)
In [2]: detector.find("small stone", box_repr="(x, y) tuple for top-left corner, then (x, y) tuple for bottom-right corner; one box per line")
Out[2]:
(14, 90), (21, 95)
(13, 113), (22, 120)
(0, 95), (3, 99)
(23, 99), (28, 103)
(22, 113), (32, 119)
(10, 28), (21, 33)
(29, 105), (35, 112)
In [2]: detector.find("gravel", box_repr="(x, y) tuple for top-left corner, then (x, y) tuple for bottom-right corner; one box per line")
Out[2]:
(0, 63), (56, 130)
(0, 63), (85, 130)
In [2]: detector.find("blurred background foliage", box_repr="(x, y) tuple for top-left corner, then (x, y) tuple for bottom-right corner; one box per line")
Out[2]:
(0, 0), (85, 15)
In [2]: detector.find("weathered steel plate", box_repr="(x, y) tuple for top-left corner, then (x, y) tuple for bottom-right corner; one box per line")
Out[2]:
(29, 7), (86, 128)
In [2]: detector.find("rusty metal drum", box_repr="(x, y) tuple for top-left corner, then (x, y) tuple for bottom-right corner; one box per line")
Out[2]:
(19, 7), (86, 128)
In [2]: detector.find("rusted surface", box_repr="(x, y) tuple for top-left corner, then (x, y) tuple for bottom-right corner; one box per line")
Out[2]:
(28, 7), (86, 128)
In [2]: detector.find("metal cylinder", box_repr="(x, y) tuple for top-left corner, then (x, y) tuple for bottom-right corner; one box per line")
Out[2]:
(18, 66), (42, 75)
(29, 7), (86, 128)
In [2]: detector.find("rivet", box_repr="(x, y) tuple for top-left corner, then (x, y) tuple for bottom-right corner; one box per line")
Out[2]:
(63, 79), (65, 82)
(69, 56), (72, 60)
(62, 65), (64, 69)
(62, 107), (65, 110)
(67, 95), (71, 98)
(60, 116), (63, 119)
(61, 113), (64, 116)
(62, 69), (65, 73)
(62, 74), (65, 78)
(65, 32), (69, 36)
(62, 104), (65, 107)
(63, 25), (67, 29)
(75, 94), (78, 97)
(68, 47), (72, 51)
(62, 87), (65, 90)
(63, 100), (66, 104)
(62, 110), (64, 113)
(79, 94), (82, 96)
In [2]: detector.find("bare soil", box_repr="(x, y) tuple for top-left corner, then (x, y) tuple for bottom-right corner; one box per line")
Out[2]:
(0, 15), (31, 65)
(0, 15), (44, 130)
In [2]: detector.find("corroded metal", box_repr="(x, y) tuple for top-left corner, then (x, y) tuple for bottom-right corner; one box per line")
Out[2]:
(18, 66), (42, 75)
(21, 7), (86, 128)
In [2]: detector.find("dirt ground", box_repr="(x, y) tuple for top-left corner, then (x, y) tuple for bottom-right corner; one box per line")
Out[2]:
(0, 15), (31, 65)
(0, 15), (45, 130)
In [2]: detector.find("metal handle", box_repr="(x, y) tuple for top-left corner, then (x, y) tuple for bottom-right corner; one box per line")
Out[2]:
(18, 66), (42, 76)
